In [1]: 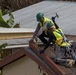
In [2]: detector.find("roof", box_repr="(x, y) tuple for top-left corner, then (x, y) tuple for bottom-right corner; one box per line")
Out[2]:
(0, 46), (56, 75)
(2, 1), (76, 45)
(3, 1), (76, 35)
(0, 1), (76, 74)
(0, 42), (76, 75)
(29, 41), (76, 75)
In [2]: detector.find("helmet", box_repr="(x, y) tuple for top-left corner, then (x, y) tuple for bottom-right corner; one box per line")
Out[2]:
(47, 22), (53, 29)
(36, 13), (44, 21)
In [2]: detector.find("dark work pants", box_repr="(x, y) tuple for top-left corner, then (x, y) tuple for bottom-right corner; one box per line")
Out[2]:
(38, 31), (49, 44)
(54, 46), (76, 64)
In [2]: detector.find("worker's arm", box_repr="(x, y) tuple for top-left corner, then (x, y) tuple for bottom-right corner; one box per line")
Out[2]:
(44, 32), (56, 50)
(30, 23), (40, 41)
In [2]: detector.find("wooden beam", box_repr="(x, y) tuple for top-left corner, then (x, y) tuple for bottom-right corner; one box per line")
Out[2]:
(24, 48), (56, 75)
(0, 48), (25, 68)
(0, 28), (76, 41)
(29, 42), (74, 75)
(0, 32), (33, 40)
(0, 47), (56, 75)
(0, 28), (34, 40)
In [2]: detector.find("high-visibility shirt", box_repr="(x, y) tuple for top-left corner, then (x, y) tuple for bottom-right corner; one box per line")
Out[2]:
(53, 29), (70, 46)
(39, 17), (55, 30)
(43, 28), (70, 50)
(39, 17), (54, 27)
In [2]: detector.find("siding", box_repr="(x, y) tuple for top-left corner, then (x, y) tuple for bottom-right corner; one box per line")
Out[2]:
(3, 56), (44, 75)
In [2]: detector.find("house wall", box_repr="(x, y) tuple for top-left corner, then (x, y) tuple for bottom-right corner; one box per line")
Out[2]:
(2, 56), (46, 75)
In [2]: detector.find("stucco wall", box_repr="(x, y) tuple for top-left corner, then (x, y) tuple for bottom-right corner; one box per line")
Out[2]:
(2, 56), (45, 75)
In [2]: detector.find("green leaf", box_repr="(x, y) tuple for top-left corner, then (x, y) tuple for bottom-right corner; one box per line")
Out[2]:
(7, 19), (14, 26)
(6, 12), (14, 26)
(0, 20), (10, 28)
(13, 23), (20, 28)
(9, 12), (14, 19)
(0, 9), (10, 28)
(0, 10), (20, 28)
(0, 9), (4, 21)
(0, 43), (8, 50)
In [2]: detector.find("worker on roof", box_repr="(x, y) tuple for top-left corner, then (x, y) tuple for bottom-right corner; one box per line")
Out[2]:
(39, 21), (76, 67)
(29, 12), (55, 44)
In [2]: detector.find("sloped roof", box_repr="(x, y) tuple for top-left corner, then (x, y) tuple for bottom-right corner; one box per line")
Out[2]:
(3, 1), (76, 34)
(2, 1), (76, 45)
(29, 42), (76, 75)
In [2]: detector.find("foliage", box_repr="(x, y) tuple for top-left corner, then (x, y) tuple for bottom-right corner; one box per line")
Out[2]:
(0, 9), (20, 60)
(0, 0), (42, 60)
(0, 0), (43, 14)
(6, 12), (14, 27)
(0, 43), (8, 59)
(0, 43), (7, 50)
(13, 23), (20, 28)
(0, 9), (4, 21)
(0, 9), (20, 28)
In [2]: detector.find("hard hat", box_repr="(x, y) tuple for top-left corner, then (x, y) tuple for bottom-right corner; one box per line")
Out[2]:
(36, 13), (44, 21)
(47, 22), (53, 29)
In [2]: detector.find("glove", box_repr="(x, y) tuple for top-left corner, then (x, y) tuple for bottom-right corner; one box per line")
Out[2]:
(39, 50), (44, 54)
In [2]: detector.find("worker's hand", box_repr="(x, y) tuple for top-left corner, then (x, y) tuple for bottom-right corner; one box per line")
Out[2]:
(39, 50), (44, 54)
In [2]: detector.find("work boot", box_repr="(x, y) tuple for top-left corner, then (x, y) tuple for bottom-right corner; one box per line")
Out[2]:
(66, 59), (75, 67)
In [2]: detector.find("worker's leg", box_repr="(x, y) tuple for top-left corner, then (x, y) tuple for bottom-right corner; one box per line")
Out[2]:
(38, 31), (48, 44)
(54, 47), (67, 64)
(54, 47), (75, 67)
(68, 48), (76, 61)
